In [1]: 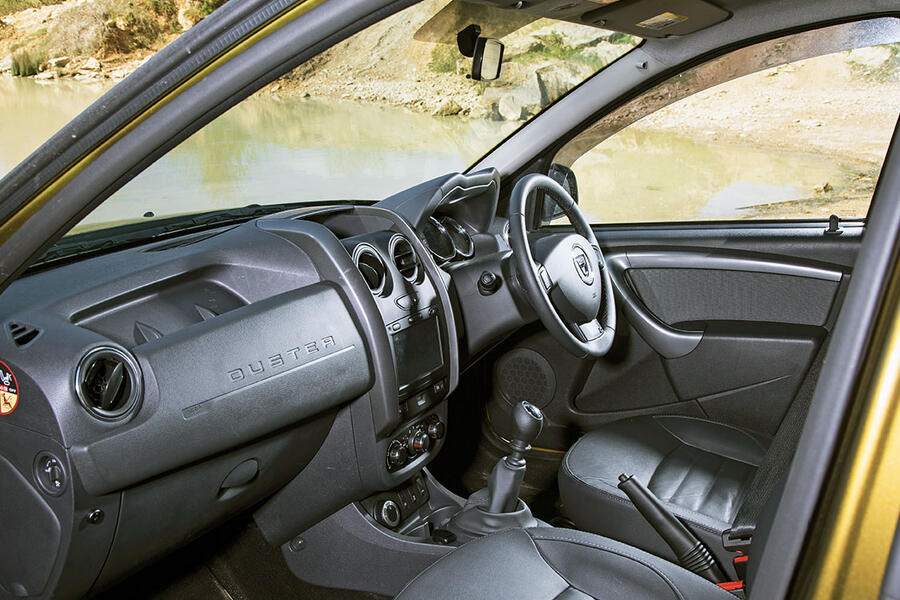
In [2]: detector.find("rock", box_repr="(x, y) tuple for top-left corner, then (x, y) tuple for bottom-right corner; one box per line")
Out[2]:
(497, 93), (525, 121)
(847, 46), (893, 69)
(526, 22), (606, 47)
(34, 71), (56, 80)
(48, 56), (69, 68)
(581, 43), (628, 67)
(497, 61), (530, 85)
(0, 56), (10, 72)
(535, 63), (593, 106)
(176, 2), (198, 31)
(432, 99), (462, 117)
(83, 57), (101, 71)
(502, 37), (543, 59)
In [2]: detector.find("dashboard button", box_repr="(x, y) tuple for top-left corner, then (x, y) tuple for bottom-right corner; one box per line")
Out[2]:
(387, 440), (408, 469)
(395, 295), (418, 311)
(408, 429), (431, 455)
(427, 419), (446, 440)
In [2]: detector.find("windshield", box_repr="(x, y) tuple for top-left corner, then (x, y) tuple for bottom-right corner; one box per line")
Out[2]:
(48, 0), (637, 234)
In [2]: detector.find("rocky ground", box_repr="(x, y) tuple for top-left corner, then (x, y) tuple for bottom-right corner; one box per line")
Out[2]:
(0, 0), (635, 118)
(0, 0), (896, 156)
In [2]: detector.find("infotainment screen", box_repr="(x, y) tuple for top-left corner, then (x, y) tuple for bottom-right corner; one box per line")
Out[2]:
(393, 316), (442, 389)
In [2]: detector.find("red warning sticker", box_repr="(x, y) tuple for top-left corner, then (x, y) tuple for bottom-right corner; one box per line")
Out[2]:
(0, 360), (19, 415)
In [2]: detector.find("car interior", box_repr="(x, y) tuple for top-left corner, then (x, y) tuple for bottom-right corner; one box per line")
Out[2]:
(0, 0), (898, 599)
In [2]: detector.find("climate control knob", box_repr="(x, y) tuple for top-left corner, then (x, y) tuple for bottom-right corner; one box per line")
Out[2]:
(427, 418), (445, 440)
(387, 440), (408, 469)
(408, 429), (431, 455)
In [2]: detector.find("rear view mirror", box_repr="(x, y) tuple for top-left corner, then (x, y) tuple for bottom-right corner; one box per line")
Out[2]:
(472, 37), (504, 81)
(457, 24), (504, 81)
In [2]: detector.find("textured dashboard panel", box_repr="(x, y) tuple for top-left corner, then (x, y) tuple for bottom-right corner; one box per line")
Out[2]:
(0, 456), (61, 597)
(70, 282), (372, 495)
(628, 268), (839, 326)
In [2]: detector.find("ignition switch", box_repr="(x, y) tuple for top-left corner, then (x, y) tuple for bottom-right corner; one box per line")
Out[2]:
(478, 271), (501, 295)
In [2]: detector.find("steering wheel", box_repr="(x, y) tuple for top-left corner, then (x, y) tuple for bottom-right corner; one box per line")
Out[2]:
(508, 174), (616, 358)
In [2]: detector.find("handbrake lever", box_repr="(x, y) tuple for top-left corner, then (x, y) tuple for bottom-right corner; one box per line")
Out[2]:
(618, 473), (726, 584)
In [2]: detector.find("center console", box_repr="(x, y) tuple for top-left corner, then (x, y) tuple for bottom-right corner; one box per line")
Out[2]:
(340, 227), (454, 479)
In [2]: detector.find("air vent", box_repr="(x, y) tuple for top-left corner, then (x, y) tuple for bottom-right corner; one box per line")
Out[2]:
(389, 235), (420, 283)
(7, 321), (40, 347)
(353, 244), (389, 296)
(75, 347), (143, 421)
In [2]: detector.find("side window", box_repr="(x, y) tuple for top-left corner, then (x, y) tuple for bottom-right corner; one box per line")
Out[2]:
(554, 19), (900, 224)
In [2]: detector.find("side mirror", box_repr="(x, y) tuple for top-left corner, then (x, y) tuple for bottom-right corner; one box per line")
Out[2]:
(542, 164), (579, 223)
(457, 24), (504, 81)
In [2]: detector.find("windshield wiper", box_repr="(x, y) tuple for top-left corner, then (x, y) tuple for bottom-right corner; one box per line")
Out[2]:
(29, 200), (372, 271)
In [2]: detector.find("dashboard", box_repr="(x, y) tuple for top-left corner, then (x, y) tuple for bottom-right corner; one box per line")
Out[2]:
(0, 168), (537, 600)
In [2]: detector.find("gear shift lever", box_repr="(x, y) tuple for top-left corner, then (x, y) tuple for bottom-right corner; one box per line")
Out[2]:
(486, 401), (544, 513)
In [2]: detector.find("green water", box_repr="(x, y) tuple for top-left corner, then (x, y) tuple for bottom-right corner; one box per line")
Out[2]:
(572, 128), (868, 222)
(0, 78), (519, 228)
(1, 78), (866, 229)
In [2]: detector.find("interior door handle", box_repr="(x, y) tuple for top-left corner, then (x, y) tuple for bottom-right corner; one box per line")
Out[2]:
(605, 253), (702, 359)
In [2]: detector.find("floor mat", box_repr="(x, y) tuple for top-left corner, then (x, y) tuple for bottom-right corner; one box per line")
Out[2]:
(95, 518), (389, 600)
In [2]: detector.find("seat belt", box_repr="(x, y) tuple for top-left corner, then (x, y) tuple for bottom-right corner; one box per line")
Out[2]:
(726, 338), (831, 543)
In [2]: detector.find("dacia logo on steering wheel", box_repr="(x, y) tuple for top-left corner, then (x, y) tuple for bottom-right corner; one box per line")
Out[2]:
(572, 246), (594, 285)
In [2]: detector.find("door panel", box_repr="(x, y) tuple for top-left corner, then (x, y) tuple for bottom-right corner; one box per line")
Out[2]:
(487, 223), (856, 447)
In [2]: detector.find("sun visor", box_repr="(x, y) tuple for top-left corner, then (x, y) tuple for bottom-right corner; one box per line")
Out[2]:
(582, 0), (730, 38)
(414, 0), (538, 44)
(460, 0), (729, 39)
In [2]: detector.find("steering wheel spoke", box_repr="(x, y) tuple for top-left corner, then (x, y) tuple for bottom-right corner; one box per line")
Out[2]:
(573, 318), (603, 342)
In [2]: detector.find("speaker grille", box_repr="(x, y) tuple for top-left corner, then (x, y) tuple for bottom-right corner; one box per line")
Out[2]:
(495, 348), (556, 408)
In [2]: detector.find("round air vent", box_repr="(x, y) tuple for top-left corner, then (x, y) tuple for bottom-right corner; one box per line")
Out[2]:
(353, 244), (389, 296)
(389, 234), (420, 283)
(75, 346), (143, 421)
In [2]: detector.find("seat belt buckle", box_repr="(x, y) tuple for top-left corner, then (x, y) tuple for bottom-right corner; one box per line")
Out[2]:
(732, 552), (749, 581)
(717, 579), (745, 597)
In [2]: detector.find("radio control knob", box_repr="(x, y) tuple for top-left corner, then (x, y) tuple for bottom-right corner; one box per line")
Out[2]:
(427, 419), (445, 440)
(408, 429), (431, 455)
(387, 440), (408, 469)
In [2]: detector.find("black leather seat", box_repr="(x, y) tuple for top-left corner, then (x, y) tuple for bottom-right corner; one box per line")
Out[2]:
(559, 415), (770, 573)
(395, 527), (734, 599)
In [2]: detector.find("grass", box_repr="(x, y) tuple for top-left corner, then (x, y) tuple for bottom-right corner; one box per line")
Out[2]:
(11, 47), (44, 75)
(0, 0), (62, 18)
(508, 32), (608, 70)
(4, 0), (221, 77)
(28, 0), (178, 61)
(429, 44), (457, 74)
(848, 43), (900, 83)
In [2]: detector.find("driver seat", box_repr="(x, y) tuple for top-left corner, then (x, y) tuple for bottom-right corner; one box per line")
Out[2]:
(559, 415), (766, 574)
(558, 340), (827, 575)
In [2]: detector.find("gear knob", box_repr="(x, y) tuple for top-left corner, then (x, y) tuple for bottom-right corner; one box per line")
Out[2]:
(511, 401), (544, 447)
